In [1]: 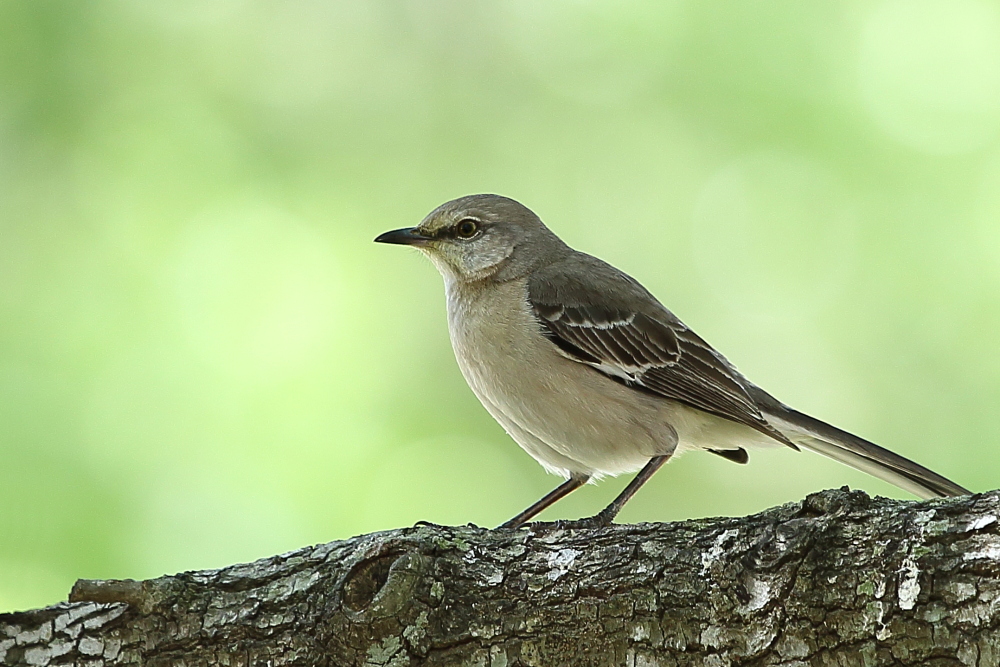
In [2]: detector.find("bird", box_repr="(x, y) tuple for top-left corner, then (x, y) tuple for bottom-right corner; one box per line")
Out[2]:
(374, 194), (970, 528)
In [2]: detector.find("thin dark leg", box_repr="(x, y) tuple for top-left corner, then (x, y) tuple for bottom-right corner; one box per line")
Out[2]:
(498, 474), (589, 529)
(588, 455), (670, 526)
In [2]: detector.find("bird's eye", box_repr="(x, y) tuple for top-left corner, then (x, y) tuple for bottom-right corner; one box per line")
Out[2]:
(455, 219), (480, 239)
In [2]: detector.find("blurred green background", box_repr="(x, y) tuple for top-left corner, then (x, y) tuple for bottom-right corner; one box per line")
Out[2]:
(2, 0), (1000, 613)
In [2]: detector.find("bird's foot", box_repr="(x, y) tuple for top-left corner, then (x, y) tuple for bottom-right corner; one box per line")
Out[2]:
(499, 511), (617, 532)
(552, 511), (616, 530)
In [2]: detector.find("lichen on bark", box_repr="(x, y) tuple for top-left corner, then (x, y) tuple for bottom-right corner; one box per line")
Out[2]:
(2, 488), (999, 666)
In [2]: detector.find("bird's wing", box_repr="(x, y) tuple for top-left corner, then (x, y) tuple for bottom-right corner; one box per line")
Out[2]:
(528, 254), (797, 450)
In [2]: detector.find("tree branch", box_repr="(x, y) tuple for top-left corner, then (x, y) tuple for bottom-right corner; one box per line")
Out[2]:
(2, 488), (999, 666)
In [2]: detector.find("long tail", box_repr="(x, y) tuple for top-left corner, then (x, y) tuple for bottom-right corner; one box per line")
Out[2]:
(751, 388), (970, 499)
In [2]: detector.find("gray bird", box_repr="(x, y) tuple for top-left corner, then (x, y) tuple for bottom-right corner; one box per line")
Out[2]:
(375, 194), (970, 528)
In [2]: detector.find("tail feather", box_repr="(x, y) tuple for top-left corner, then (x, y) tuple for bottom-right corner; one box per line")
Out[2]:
(756, 398), (969, 499)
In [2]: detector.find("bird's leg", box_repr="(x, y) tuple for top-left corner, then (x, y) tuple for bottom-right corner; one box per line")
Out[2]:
(498, 474), (589, 529)
(570, 455), (671, 528)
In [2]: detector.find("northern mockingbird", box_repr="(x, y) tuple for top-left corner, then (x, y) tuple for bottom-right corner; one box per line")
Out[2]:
(375, 194), (970, 528)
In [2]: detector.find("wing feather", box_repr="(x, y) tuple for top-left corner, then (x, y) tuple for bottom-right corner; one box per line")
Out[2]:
(528, 257), (797, 450)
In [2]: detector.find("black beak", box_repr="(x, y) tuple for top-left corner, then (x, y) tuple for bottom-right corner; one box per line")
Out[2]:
(374, 227), (432, 246)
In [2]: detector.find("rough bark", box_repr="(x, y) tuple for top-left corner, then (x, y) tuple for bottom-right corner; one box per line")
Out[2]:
(2, 488), (1000, 667)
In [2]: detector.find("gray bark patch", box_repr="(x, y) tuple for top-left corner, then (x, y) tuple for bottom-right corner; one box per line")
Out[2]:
(2, 488), (999, 666)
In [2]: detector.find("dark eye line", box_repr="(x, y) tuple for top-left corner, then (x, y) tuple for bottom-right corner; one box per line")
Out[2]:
(421, 219), (485, 240)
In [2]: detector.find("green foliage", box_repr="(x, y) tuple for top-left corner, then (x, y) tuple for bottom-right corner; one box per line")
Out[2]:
(2, 1), (999, 612)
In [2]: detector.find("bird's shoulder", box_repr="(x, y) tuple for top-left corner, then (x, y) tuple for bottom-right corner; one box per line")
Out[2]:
(526, 251), (694, 369)
(527, 251), (676, 322)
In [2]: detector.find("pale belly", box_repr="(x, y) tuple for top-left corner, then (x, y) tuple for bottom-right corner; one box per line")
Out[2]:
(445, 281), (685, 478)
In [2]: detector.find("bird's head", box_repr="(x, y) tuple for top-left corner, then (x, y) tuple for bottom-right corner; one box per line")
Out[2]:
(375, 194), (568, 284)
